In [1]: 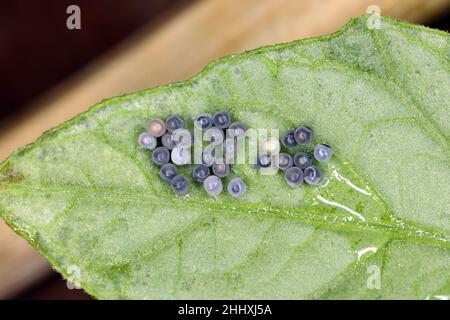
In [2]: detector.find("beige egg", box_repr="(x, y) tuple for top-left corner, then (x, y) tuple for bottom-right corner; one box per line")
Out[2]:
(261, 137), (281, 156)
(147, 118), (166, 137)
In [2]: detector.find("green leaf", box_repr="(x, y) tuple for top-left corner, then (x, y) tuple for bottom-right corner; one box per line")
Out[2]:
(1, 15), (449, 299)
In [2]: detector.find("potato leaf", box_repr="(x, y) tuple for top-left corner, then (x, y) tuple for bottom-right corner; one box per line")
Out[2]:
(1, 16), (449, 299)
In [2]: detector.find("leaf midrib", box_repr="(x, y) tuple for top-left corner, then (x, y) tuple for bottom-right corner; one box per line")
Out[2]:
(2, 181), (448, 250)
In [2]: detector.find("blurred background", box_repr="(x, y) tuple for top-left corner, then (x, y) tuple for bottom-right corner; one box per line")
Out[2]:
(0, 0), (449, 299)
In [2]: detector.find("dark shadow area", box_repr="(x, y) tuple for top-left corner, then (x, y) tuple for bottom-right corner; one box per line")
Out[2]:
(17, 273), (92, 300)
(0, 0), (187, 120)
(428, 11), (450, 31)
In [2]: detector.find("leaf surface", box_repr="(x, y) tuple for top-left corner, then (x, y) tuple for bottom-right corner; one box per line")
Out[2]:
(1, 16), (449, 299)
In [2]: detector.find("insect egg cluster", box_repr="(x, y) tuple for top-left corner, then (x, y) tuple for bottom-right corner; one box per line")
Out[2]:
(139, 114), (333, 196)
(138, 112), (248, 198)
(257, 126), (333, 187)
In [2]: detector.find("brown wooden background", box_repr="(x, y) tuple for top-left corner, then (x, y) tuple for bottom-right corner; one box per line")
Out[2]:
(0, 0), (449, 299)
